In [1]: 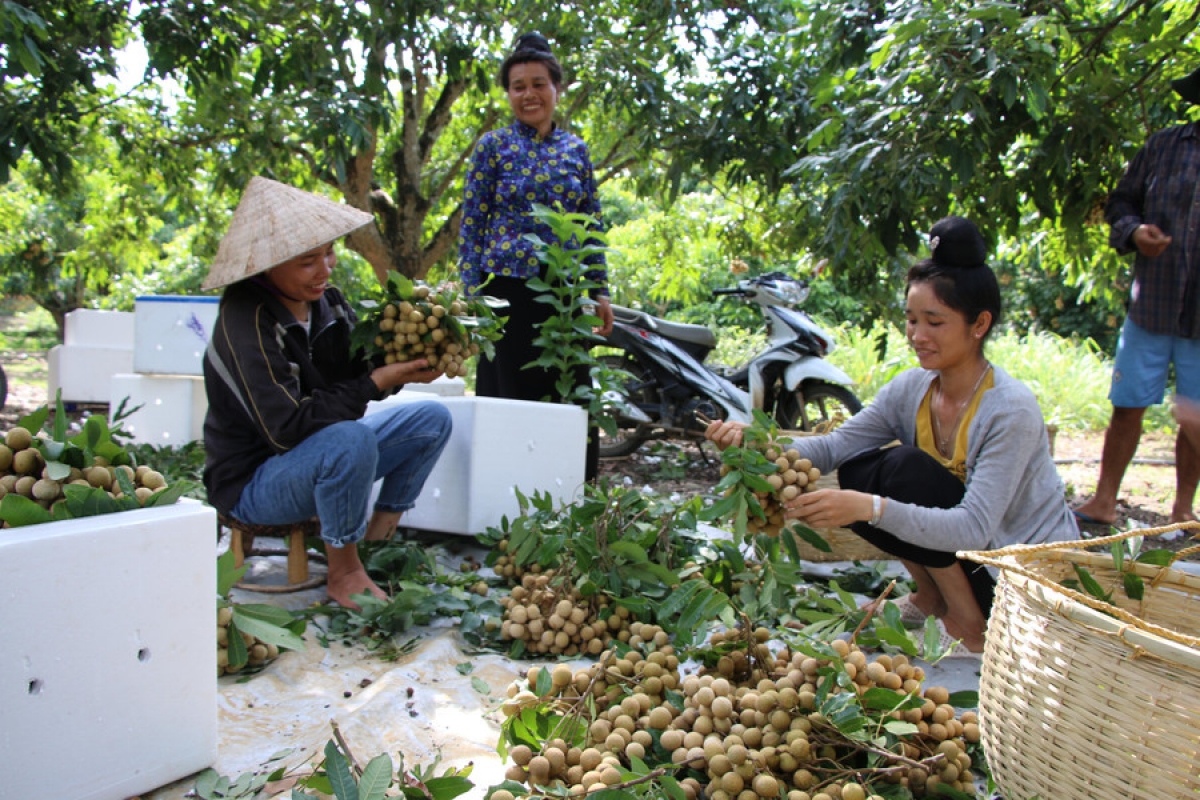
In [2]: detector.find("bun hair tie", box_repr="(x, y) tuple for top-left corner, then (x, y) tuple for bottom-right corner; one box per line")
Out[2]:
(928, 215), (987, 269)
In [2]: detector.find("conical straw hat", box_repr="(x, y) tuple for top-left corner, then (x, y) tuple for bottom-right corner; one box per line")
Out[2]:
(202, 177), (376, 290)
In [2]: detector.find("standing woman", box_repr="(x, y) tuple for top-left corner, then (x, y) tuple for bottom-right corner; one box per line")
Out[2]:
(458, 32), (614, 480)
(707, 217), (1075, 654)
(203, 177), (453, 610)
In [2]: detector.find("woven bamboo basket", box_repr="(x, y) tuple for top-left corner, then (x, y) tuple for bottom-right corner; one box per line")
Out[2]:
(961, 523), (1200, 800)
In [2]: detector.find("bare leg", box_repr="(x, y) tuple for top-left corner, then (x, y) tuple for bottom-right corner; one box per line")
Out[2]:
(899, 560), (949, 618)
(324, 542), (387, 610)
(927, 563), (987, 652)
(364, 509), (403, 542)
(1073, 406), (1146, 525)
(1172, 427), (1200, 523)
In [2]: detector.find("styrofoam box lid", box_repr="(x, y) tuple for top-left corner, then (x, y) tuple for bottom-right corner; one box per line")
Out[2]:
(135, 294), (222, 305)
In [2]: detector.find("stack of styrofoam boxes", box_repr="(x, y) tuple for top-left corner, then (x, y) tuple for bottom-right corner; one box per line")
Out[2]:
(46, 309), (135, 405)
(110, 296), (221, 446)
(364, 394), (587, 535)
(1, 501), (218, 799)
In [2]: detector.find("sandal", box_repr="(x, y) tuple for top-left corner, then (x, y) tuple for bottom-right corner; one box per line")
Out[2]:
(921, 620), (982, 661)
(889, 593), (930, 627)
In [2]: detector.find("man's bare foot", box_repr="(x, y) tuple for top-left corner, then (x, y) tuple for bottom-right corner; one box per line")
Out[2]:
(324, 541), (388, 610)
(364, 510), (403, 542)
(1071, 498), (1116, 527)
(326, 565), (387, 611)
(1168, 509), (1198, 525)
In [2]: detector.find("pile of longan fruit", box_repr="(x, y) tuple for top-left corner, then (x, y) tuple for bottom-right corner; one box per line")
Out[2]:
(0, 426), (169, 520)
(723, 434), (823, 536)
(366, 283), (483, 378)
(494, 631), (980, 799)
(497, 570), (639, 657)
(216, 606), (279, 676)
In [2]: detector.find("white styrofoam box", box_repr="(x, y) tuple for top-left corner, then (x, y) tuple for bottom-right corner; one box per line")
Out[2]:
(47, 343), (136, 404)
(133, 294), (221, 376)
(110, 373), (207, 445)
(0, 501), (218, 800)
(63, 308), (135, 348)
(399, 376), (467, 397)
(364, 394), (587, 535)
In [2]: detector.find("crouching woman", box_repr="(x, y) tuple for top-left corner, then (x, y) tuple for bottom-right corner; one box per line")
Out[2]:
(707, 217), (1075, 653)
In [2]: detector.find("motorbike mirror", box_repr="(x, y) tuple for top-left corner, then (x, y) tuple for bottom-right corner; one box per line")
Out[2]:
(813, 258), (830, 278)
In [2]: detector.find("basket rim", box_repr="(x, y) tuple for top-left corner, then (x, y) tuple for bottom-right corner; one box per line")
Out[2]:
(997, 549), (1200, 667)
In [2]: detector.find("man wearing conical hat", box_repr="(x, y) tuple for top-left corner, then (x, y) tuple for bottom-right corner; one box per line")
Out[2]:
(202, 177), (452, 609)
(1074, 65), (1200, 529)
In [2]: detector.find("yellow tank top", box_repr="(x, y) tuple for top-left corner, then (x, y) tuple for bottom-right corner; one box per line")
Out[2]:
(916, 370), (996, 481)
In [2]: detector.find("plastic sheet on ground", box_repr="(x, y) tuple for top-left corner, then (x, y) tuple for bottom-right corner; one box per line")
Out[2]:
(144, 533), (984, 800)
(145, 625), (519, 799)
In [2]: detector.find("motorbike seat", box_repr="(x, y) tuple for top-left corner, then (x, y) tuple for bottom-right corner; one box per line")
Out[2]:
(611, 305), (718, 350)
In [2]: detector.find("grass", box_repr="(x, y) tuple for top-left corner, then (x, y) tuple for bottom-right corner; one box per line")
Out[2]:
(0, 300), (56, 389)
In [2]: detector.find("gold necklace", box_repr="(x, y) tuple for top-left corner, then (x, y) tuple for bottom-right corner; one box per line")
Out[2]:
(932, 362), (991, 455)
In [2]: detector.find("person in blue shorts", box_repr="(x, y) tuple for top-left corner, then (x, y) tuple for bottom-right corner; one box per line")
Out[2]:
(1073, 65), (1200, 527)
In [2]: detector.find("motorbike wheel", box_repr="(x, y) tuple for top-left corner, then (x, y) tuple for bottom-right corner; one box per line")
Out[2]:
(776, 381), (862, 432)
(596, 353), (653, 458)
(0, 363), (7, 411)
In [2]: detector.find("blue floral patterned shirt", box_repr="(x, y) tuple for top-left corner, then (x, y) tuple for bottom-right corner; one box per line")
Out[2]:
(458, 121), (607, 295)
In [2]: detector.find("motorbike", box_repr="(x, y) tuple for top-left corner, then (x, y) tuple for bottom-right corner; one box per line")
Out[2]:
(598, 271), (862, 457)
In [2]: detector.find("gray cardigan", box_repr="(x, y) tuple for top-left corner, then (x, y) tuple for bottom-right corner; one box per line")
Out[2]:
(794, 366), (1076, 553)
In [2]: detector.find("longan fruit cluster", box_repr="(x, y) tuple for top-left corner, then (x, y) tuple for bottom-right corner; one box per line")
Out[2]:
(367, 283), (481, 377)
(496, 635), (980, 799)
(722, 436), (822, 536)
(490, 537), (540, 584)
(216, 605), (279, 676)
(0, 427), (169, 521)
(665, 638), (978, 799)
(500, 625), (687, 795)
(498, 571), (636, 657)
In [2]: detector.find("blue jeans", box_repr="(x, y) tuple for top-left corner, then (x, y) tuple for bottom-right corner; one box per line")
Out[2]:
(231, 401), (452, 547)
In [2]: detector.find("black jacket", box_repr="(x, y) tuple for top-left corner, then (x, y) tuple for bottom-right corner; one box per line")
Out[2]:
(202, 278), (381, 515)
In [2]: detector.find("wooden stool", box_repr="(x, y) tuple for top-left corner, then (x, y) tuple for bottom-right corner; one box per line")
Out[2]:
(219, 514), (326, 593)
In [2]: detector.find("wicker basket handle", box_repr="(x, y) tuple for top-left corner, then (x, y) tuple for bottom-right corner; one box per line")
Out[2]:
(960, 521), (1200, 650)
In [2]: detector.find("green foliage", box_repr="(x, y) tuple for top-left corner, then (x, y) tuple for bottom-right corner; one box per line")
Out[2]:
(479, 482), (731, 648)
(0, 392), (197, 527)
(1063, 536), (1182, 609)
(662, 0), (1200, 313)
(192, 751), (292, 800)
(292, 738), (474, 800)
(301, 539), (503, 655)
(216, 549), (307, 672)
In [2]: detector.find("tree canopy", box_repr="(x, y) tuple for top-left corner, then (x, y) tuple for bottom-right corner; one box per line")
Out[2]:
(1, 0), (1197, 335)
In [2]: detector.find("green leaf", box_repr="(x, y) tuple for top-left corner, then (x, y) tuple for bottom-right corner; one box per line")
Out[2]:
(420, 776), (474, 799)
(231, 604), (307, 652)
(789, 524), (832, 552)
(358, 754), (393, 800)
(1122, 571), (1145, 601)
(1072, 564), (1111, 603)
(946, 690), (978, 707)
(1135, 549), (1177, 567)
(226, 619), (249, 670)
(0, 493), (54, 527)
(217, 549), (247, 598)
(324, 740), (359, 800)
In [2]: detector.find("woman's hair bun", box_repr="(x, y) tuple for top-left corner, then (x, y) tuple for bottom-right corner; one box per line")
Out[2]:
(928, 216), (987, 269)
(514, 32), (553, 55)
